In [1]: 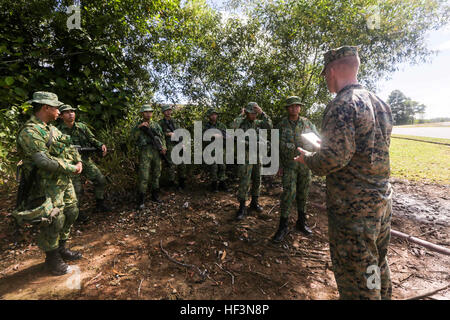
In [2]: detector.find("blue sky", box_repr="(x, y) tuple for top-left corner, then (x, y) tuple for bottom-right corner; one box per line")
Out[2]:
(377, 25), (450, 119)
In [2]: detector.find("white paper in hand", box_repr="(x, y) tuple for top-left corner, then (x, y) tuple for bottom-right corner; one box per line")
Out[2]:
(301, 132), (321, 149)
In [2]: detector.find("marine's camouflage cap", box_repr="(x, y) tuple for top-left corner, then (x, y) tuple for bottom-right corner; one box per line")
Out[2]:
(245, 102), (259, 113)
(140, 104), (154, 112)
(12, 197), (54, 227)
(59, 104), (77, 113)
(161, 104), (173, 112)
(284, 96), (304, 107)
(321, 46), (359, 76)
(26, 91), (64, 107)
(206, 108), (218, 117)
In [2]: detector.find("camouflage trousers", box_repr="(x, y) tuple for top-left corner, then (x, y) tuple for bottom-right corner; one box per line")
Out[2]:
(138, 146), (162, 194)
(327, 189), (393, 300)
(167, 145), (186, 183)
(72, 158), (106, 200)
(38, 179), (79, 252)
(237, 163), (261, 202)
(209, 163), (226, 182)
(280, 164), (311, 218)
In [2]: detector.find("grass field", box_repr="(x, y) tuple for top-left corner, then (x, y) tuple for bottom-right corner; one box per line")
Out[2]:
(390, 135), (450, 184)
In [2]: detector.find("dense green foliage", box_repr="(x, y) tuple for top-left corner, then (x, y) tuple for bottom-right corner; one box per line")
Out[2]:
(388, 89), (427, 125)
(1, 0), (449, 188)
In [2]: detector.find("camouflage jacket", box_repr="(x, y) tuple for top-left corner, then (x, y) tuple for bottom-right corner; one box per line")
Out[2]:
(304, 84), (393, 210)
(277, 116), (320, 170)
(231, 112), (273, 133)
(57, 121), (103, 158)
(17, 115), (82, 186)
(158, 118), (184, 148)
(131, 119), (166, 151)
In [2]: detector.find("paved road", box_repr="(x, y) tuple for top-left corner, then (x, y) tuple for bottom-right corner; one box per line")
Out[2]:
(392, 127), (450, 139)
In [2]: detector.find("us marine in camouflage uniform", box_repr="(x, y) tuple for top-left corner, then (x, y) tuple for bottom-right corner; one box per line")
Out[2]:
(15, 92), (84, 275)
(273, 96), (321, 242)
(295, 46), (393, 300)
(203, 108), (228, 192)
(159, 104), (187, 190)
(57, 104), (111, 216)
(232, 102), (272, 220)
(132, 104), (167, 209)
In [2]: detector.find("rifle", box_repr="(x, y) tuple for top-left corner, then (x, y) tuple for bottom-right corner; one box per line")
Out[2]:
(72, 145), (113, 156)
(16, 161), (37, 209)
(139, 126), (170, 164)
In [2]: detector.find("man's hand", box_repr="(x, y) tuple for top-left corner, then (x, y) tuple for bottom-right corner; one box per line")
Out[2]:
(254, 105), (263, 115)
(101, 144), (107, 157)
(138, 122), (149, 128)
(293, 147), (312, 165)
(277, 168), (283, 177)
(74, 162), (83, 174)
(167, 132), (174, 137)
(160, 148), (167, 155)
(241, 108), (245, 116)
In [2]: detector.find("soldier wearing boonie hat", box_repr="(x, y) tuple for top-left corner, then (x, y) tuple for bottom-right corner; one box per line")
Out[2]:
(57, 103), (111, 215)
(159, 104), (187, 191)
(133, 103), (166, 209)
(16, 91), (84, 276)
(232, 102), (272, 221)
(295, 45), (394, 300)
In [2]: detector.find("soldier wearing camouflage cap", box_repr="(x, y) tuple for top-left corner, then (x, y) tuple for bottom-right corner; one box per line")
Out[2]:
(57, 104), (111, 217)
(16, 92), (84, 275)
(159, 104), (187, 190)
(232, 102), (272, 220)
(272, 96), (321, 242)
(203, 108), (228, 192)
(132, 104), (167, 209)
(295, 46), (393, 300)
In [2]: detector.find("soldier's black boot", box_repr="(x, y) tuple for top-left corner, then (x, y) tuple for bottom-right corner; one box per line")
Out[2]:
(179, 177), (186, 190)
(137, 192), (145, 210)
(211, 181), (219, 193)
(151, 189), (162, 203)
(249, 196), (263, 213)
(58, 240), (82, 261)
(96, 198), (111, 212)
(45, 249), (69, 276)
(235, 201), (247, 221)
(272, 217), (289, 243)
(295, 210), (312, 236)
(218, 180), (228, 192)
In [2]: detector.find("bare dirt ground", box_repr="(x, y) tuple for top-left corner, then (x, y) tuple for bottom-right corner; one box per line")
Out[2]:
(0, 175), (448, 300)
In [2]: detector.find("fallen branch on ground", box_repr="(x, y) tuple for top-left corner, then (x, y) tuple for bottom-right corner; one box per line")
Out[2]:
(391, 230), (450, 256)
(406, 284), (450, 300)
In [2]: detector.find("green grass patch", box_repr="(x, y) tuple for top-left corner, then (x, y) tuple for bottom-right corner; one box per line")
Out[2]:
(394, 123), (450, 128)
(392, 134), (450, 145)
(390, 135), (450, 184)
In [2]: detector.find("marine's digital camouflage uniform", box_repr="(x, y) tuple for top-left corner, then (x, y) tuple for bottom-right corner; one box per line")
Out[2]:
(278, 116), (320, 219)
(304, 83), (393, 300)
(232, 108), (272, 202)
(132, 119), (166, 194)
(159, 117), (187, 183)
(203, 116), (227, 183)
(17, 115), (82, 252)
(57, 121), (106, 200)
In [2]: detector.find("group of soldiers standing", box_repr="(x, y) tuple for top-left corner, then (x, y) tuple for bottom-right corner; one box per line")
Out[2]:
(13, 45), (394, 300)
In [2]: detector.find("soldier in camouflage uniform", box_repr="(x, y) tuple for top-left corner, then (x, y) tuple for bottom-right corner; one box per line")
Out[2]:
(232, 102), (272, 220)
(132, 104), (167, 209)
(57, 104), (111, 216)
(203, 108), (228, 192)
(273, 96), (321, 242)
(16, 92), (84, 275)
(159, 104), (187, 190)
(294, 46), (393, 300)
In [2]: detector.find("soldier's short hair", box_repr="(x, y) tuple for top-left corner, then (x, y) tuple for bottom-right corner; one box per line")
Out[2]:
(32, 102), (45, 114)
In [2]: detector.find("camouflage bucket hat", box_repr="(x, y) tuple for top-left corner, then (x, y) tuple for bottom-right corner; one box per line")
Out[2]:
(321, 46), (359, 76)
(206, 108), (218, 117)
(161, 104), (173, 112)
(59, 104), (77, 113)
(26, 91), (64, 107)
(11, 197), (55, 226)
(140, 104), (154, 112)
(284, 96), (304, 108)
(245, 102), (258, 113)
